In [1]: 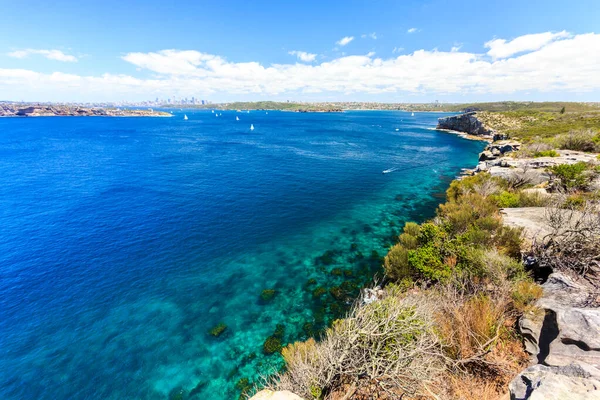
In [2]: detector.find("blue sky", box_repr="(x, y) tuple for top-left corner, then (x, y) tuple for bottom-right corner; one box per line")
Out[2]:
(1, 0), (599, 102)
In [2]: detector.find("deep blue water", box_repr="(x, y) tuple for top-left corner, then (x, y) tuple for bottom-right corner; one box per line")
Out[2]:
(0, 110), (484, 399)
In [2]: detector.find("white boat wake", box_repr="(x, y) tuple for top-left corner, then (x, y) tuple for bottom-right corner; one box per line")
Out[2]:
(382, 167), (397, 174)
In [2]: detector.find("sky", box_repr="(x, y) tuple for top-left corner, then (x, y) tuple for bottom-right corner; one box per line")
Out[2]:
(0, 0), (599, 103)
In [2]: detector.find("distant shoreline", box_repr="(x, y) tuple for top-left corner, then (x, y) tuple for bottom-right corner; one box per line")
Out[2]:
(0, 104), (172, 118)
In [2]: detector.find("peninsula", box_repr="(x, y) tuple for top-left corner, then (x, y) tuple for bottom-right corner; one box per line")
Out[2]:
(0, 103), (172, 117)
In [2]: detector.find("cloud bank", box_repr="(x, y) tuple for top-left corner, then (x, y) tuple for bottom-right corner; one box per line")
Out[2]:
(7, 49), (78, 62)
(485, 31), (570, 59)
(1, 31), (599, 101)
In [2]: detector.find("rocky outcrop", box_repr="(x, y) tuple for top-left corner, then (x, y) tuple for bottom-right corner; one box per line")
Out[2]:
(437, 112), (494, 137)
(510, 272), (600, 399)
(249, 390), (305, 400)
(478, 140), (521, 161)
(510, 363), (600, 400)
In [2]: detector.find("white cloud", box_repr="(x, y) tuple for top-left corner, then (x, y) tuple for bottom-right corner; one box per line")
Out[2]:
(392, 47), (404, 54)
(361, 32), (377, 39)
(288, 50), (317, 62)
(407, 28), (418, 34)
(1, 32), (600, 101)
(336, 36), (354, 46)
(7, 49), (78, 62)
(451, 44), (462, 52)
(485, 30), (570, 59)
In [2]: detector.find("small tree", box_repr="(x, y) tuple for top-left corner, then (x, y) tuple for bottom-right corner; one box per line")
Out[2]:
(560, 106), (566, 114)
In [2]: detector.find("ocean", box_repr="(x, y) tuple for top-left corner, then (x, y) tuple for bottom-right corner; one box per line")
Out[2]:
(0, 110), (484, 399)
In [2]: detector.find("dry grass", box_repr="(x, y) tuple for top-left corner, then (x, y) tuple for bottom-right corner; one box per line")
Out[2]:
(435, 291), (508, 363)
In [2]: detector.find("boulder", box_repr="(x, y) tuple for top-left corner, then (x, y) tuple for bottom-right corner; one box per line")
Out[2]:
(479, 150), (496, 161)
(510, 363), (600, 400)
(249, 390), (305, 400)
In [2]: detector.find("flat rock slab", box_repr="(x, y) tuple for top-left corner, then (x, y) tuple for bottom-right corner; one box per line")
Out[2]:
(501, 207), (552, 241)
(510, 363), (600, 400)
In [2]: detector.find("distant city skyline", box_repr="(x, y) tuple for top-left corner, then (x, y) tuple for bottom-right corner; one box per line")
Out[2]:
(1, 0), (599, 102)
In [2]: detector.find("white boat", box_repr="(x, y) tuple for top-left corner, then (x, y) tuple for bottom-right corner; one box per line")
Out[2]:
(183, 114), (188, 120)
(250, 124), (254, 131)
(212, 110), (215, 113)
(236, 116), (239, 121)
(395, 128), (399, 131)
(382, 167), (397, 174)
(266, 112), (268, 114)
(247, 111), (250, 114)
(411, 112), (415, 116)
(237, 109), (242, 112)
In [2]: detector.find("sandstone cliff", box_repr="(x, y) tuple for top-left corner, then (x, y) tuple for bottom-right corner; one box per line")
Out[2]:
(436, 112), (495, 138)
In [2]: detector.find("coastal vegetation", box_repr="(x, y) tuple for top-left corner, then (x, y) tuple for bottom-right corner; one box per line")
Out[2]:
(253, 107), (600, 400)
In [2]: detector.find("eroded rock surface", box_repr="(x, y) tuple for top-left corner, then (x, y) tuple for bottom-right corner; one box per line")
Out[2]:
(512, 273), (600, 399)
(437, 112), (494, 137)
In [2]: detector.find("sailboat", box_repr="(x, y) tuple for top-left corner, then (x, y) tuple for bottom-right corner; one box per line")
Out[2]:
(236, 116), (240, 121)
(411, 112), (415, 116)
(183, 114), (188, 120)
(247, 110), (250, 114)
(250, 124), (255, 131)
(212, 110), (215, 113)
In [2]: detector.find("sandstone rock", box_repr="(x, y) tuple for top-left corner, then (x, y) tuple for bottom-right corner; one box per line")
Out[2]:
(249, 390), (305, 400)
(510, 363), (600, 400)
(479, 150), (496, 161)
(519, 310), (544, 356)
(437, 112), (494, 136)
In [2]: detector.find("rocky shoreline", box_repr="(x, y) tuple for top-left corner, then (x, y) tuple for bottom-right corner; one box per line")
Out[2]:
(251, 111), (600, 399)
(0, 103), (172, 117)
(443, 112), (600, 399)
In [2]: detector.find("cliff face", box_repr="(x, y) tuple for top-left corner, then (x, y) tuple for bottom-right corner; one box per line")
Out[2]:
(437, 112), (495, 137)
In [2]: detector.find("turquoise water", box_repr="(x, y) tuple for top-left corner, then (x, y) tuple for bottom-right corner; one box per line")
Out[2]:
(0, 110), (484, 399)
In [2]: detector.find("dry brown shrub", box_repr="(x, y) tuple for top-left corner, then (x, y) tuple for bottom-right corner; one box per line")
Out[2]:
(435, 291), (508, 363)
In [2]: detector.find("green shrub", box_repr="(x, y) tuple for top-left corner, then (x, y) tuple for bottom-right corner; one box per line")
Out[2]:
(403, 221), (421, 237)
(494, 226), (523, 258)
(408, 245), (450, 282)
(549, 162), (590, 190)
(494, 191), (520, 208)
(439, 193), (499, 235)
(533, 149), (559, 157)
(384, 244), (413, 281)
(446, 173), (504, 202)
(417, 222), (446, 245)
